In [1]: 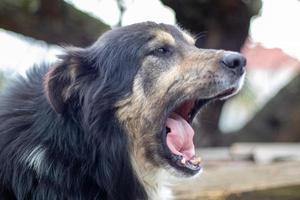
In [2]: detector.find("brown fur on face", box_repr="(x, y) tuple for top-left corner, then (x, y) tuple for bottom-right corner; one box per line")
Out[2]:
(116, 25), (245, 179)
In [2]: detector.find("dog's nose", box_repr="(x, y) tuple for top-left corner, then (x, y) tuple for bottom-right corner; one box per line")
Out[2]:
(221, 52), (246, 75)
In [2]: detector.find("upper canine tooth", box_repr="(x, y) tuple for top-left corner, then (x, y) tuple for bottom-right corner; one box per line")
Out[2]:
(180, 157), (187, 164)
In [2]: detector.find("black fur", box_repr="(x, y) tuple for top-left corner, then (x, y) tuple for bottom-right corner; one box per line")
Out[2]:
(0, 22), (161, 200)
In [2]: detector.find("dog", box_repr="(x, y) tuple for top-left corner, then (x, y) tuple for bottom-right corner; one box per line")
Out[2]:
(0, 22), (246, 200)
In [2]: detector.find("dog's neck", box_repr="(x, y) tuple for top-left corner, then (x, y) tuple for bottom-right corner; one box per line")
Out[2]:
(131, 154), (173, 200)
(117, 109), (173, 199)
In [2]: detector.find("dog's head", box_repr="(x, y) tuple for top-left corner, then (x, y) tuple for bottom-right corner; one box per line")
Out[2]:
(44, 22), (246, 178)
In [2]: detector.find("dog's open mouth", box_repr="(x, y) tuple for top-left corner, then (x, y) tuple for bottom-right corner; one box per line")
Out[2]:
(162, 87), (237, 175)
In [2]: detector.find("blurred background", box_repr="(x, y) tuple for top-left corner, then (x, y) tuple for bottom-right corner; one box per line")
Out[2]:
(1, 0), (300, 199)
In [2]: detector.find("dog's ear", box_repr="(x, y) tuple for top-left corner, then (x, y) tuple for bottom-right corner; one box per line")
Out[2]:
(44, 49), (88, 113)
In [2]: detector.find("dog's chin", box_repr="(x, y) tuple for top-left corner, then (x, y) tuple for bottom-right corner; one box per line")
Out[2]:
(158, 77), (245, 177)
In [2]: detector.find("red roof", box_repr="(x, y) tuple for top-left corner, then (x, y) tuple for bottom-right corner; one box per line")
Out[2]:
(241, 39), (300, 70)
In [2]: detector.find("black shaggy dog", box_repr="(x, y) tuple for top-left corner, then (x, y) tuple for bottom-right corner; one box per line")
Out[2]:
(0, 22), (246, 200)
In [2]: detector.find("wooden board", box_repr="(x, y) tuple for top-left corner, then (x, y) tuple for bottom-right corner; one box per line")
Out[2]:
(170, 161), (300, 200)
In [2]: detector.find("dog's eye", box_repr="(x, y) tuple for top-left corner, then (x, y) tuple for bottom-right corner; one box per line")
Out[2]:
(151, 46), (172, 57)
(156, 47), (168, 54)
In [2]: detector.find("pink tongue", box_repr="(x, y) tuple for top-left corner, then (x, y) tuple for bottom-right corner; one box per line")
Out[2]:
(166, 113), (195, 161)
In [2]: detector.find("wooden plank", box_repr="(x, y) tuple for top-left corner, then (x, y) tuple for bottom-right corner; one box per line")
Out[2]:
(226, 185), (300, 200)
(170, 161), (300, 200)
(196, 147), (231, 161)
(231, 143), (300, 163)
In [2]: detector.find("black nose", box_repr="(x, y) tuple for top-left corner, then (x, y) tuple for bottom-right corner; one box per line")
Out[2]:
(221, 52), (246, 74)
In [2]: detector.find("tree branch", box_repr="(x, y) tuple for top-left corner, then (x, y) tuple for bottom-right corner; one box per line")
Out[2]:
(0, 0), (110, 46)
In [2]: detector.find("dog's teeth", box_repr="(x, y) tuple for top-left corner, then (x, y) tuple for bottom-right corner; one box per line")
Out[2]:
(190, 157), (202, 165)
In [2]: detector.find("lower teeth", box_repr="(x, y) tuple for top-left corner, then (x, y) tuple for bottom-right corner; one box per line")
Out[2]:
(189, 157), (202, 165)
(186, 161), (199, 170)
(172, 154), (202, 169)
(179, 156), (202, 168)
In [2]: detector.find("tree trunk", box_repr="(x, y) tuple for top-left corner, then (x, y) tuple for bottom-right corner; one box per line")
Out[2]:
(0, 0), (109, 46)
(161, 0), (261, 146)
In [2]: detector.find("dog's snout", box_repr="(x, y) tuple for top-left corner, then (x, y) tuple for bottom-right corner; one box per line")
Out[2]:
(221, 53), (246, 75)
